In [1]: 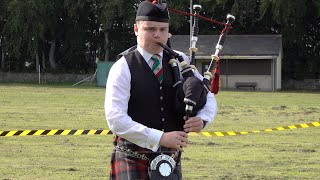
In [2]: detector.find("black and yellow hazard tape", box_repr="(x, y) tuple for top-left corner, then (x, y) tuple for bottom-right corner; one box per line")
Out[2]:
(188, 121), (320, 137)
(0, 129), (113, 137)
(1, 121), (319, 137)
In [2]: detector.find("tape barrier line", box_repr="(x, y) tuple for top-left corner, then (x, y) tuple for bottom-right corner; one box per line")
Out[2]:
(1, 121), (319, 137)
(0, 130), (113, 137)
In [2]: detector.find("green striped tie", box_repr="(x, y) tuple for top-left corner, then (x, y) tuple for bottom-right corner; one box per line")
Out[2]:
(151, 54), (163, 83)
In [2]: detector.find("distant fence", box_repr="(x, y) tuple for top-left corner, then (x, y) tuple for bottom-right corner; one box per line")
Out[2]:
(0, 62), (114, 87)
(0, 72), (95, 84)
(1, 72), (319, 90)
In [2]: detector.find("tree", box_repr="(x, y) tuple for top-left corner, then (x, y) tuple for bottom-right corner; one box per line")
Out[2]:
(0, 0), (319, 78)
(0, 0), (9, 71)
(96, 0), (137, 61)
(230, 0), (320, 79)
(60, 0), (97, 73)
(3, 0), (31, 72)
(167, 0), (232, 35)
(40, 0), (65, 71)
(267, 0), (320, 79)
(2, 0), (64, 72)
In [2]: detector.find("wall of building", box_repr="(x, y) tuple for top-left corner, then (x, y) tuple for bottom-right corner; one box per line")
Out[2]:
(220, 75), (272, 91)
(196, 57), (281, 91)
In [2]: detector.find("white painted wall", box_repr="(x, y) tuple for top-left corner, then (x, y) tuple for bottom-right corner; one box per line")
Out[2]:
(220, 75), (272, 91)
(194, 56), (281, 91)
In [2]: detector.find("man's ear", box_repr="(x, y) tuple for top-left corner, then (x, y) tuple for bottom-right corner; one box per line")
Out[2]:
(134, 24), (138, 36)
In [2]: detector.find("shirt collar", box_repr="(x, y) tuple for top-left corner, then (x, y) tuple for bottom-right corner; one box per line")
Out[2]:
(137, 45), (163, 62)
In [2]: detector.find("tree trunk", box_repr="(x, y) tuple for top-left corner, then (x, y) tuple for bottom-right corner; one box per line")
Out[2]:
(0, 38), (4, 70)
(41, 50), (46, 71)
(49, 39), (56, 69)
(104, 31), (109, 61)
(35, 49), (40, 72)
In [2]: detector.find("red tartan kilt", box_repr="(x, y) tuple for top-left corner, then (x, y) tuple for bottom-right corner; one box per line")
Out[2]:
(109, 136), (182, 180)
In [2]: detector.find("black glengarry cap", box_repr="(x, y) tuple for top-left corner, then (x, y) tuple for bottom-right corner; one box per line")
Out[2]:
(136, 1), (170, 22)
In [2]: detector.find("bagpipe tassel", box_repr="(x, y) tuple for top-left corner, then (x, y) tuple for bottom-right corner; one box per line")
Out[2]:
(210, 63), (220, 95)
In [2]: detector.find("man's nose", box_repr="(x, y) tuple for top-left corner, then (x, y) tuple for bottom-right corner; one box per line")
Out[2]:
(154, 31), (160, 38)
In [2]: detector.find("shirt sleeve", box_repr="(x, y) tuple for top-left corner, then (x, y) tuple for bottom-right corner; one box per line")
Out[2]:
(104, 57), (163, 152)
(195, 92), (218, 128)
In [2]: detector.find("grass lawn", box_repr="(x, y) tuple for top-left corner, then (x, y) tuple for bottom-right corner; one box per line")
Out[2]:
(0, 83), (319, 179)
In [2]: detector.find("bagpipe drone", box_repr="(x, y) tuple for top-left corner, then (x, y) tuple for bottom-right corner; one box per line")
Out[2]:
(154, 0), (235, 119)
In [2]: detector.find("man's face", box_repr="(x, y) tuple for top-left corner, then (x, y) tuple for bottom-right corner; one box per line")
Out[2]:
(134, 21), (169, 54)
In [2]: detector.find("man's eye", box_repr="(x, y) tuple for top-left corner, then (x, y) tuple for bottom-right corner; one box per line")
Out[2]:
(145, 28), (155, 31)
(161, 27), (168, 31)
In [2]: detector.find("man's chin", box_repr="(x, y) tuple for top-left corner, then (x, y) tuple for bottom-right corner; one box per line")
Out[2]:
(149, 47), (162, 54)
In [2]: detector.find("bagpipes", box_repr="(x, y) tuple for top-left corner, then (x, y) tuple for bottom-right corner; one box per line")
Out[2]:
(145, 1), (235, 179)
(207, 14), (235, 94)
(155, 1), (235, 119)
(156, 4), (207, 119)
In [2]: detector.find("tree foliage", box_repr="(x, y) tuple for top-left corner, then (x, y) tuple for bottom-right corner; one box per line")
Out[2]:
(229, 0), (320, 79)
(0, 0), (319, 79)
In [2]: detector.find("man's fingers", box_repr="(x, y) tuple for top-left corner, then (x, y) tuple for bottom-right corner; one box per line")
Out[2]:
(176, 145), (184, 152)
(185, 117), (202, 124)
(177, 131), (188, 137)
(176, 135), (188, 142)
(160, 131), (189, 150)
(184, 127), (196, 133)
(184, 121), (202, 129)
(176, 140), (187, 151)
(174, 132), (188, 150)
(179, 140), (188, 147)
(184, 121), (203, 133)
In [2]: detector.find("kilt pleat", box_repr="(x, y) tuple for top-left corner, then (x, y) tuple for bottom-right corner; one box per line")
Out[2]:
(109, 136), (182, 180)
(110, 152), (149, 180)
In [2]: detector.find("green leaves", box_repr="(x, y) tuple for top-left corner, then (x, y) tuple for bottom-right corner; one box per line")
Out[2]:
(0, 0), (319, 78)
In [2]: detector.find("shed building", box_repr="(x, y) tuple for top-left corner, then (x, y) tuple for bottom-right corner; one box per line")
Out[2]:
(171, 35), (282, 91)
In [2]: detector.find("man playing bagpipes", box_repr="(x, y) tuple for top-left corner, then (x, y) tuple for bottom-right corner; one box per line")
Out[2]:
(104, 1), (217, 179)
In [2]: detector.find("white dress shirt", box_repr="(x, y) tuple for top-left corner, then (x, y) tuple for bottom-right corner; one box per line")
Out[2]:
(105, 45), (217, 152)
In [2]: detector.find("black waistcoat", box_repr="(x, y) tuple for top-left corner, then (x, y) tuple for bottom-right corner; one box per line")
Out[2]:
(124, 49), (184, 132)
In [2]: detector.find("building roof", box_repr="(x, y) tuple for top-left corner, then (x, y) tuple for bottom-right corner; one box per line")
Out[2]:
(171, 35), (282, 57)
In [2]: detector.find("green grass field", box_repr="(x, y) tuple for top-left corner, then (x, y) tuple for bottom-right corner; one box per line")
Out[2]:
(0, 83), (319, 180)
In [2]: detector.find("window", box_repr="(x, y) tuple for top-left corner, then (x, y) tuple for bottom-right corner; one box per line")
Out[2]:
(220, 59), (271, 75)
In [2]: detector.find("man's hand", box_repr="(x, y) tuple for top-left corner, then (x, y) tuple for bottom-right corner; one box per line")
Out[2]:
(159, 131), (188, 151)
(183, 116), (204, 133)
